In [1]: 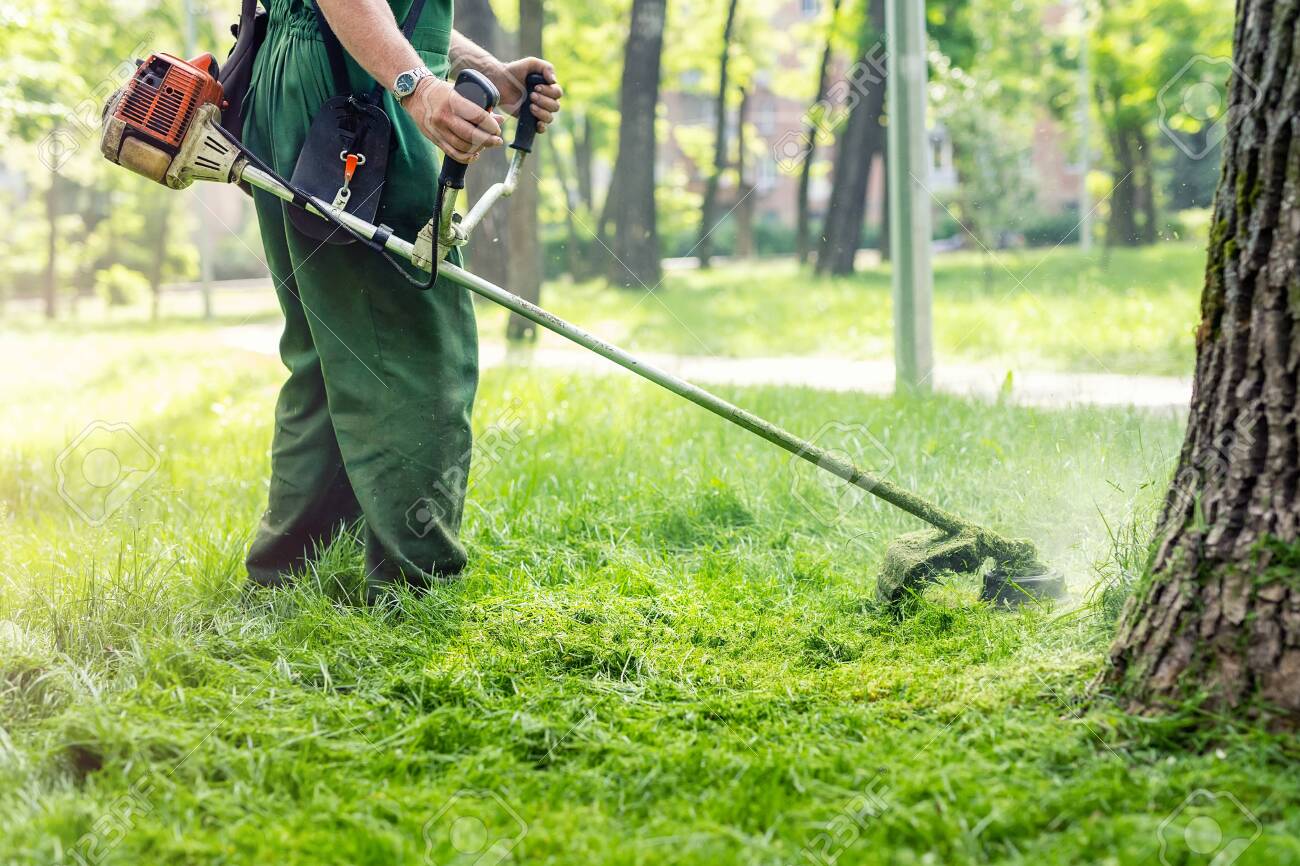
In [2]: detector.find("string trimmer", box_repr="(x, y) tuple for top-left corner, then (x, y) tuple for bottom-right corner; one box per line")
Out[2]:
(99, 51), (1064, 606)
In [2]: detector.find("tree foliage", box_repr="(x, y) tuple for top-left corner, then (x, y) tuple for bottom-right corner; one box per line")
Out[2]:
(1089, 0), (1233, 246)
(0, 0), (1243, 306)
(0, 0), (210, 315)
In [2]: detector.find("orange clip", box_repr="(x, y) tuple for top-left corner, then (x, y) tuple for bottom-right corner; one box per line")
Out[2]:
(343, 153), (360, 182)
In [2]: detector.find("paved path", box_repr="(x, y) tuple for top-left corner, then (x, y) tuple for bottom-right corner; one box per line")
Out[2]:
(221, 324), (1191, 411)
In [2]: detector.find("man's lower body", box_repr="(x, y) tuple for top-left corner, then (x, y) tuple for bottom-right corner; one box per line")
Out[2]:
(242, 12), (478, 598)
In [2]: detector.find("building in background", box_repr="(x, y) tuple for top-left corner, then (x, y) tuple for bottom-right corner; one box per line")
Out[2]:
(658, 0), (862, 250)
(657, 0), (1082, 255)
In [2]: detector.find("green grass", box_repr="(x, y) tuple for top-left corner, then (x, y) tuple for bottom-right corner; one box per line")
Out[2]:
(477, 242), (1205, 375)
(22, 240), (1205, 377)
(3, 319), (1298, 865)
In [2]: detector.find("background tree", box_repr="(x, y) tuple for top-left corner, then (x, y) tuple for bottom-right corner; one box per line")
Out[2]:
(876, 138), (888, 261)
(538, 0), (625, 281)
(815, 0), (884, 277)
(1090, 3), (1159, 248)
(932, 55), (1035, 287)
(0, 0), (201, 319)
(1102, 0), (1300, 721)
(600, 0), (667, 288)
(456, 0), (512, 290)
(547, 123), (585, 278)
(733, 86), (756, 258)
(794, 0), (843, 266)
(505, 0), (544, 341)
(694, 0), (741, 269)
(1089, 0), (1228, 250)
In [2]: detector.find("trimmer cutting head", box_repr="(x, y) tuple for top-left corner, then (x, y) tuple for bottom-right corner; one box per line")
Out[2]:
(876, 527), (1065, 608)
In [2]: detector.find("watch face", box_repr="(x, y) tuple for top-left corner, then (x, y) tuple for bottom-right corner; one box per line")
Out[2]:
(395, 71), (417, 96)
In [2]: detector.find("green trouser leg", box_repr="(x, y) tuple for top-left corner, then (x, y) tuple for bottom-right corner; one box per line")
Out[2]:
(243, 0), (477, 595)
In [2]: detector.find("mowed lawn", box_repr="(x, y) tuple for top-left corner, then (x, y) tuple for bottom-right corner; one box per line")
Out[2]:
(2, 319), (1298, 865)
(478, 242), (1206, 376)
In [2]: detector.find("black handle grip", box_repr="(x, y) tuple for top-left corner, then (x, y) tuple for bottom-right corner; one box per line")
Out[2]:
(510, 72), (549, 153)
(439, 69), (501, 191)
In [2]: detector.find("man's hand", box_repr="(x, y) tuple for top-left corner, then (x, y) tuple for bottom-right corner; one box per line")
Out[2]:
(491, 58), (564, 133)
(403, 77), (505, 163)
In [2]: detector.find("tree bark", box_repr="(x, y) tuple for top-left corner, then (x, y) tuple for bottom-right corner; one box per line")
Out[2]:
(816, 0), (885, 277)
(603, 0), (666, 288)
(1103, 0), (1300, 722)
(796, 0), (843, 266)
(696, 0), (740, 269)
(456, 0), (512, 290)
(506, 0), (544, 342)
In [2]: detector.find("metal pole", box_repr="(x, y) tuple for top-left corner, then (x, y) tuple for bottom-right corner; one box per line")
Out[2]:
(239, 145), (969, 535)
(184, 0), (216, 318)
(885, 0), (933, 391)
(439, 260), (967, 534)
(242, 166), (418, 259)
(1077, 0), (1093, 251)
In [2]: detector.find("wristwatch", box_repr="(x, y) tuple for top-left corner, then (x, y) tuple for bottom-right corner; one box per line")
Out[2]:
(392, 66), (434, 102)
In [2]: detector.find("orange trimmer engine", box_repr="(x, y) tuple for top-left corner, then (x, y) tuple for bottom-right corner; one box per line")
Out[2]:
(101, 52), (246, 190)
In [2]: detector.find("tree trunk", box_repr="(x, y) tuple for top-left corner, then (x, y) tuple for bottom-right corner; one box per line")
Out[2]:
(573, 113), (595, 211)
(734, 87), (755, 258)
(1104, 124), (1141, 249)
(1103, 0), (1300, 722)
(146, 197), (171, 322)
(816, 0), (885, 277)
(877, 138), (890, 262)
(950, 146), (990, 284)
(457, 0), (512, 290)
(506, 0), (544, 342)
(696, 0), (740, 269)
(796, 0), (843, 267)
(604, 0), (667, 288)
(1134, 125), (1158, 244)
(1098, 91), (1155, 249)
(559, 119), (601, 280)
(549, 142), (584, 281)
(44, 166), (59, 321)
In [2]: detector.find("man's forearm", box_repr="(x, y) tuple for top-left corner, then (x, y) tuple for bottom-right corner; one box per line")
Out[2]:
(308, 0), (546, 160)
(312, 1), (505, 96)
(316, 0), (424, 95)
(449, 31), (506, 79)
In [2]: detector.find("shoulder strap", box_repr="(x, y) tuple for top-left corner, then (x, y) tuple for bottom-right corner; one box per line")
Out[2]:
(311, 0), (352, 96)
(312, 0), (431, 101)
(219, 0), (262, 87)
(236, 0), (259, 42)
(397, 0), (430, 41)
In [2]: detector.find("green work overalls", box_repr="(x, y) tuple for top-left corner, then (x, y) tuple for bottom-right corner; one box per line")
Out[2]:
(242, 0), (478, 597)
